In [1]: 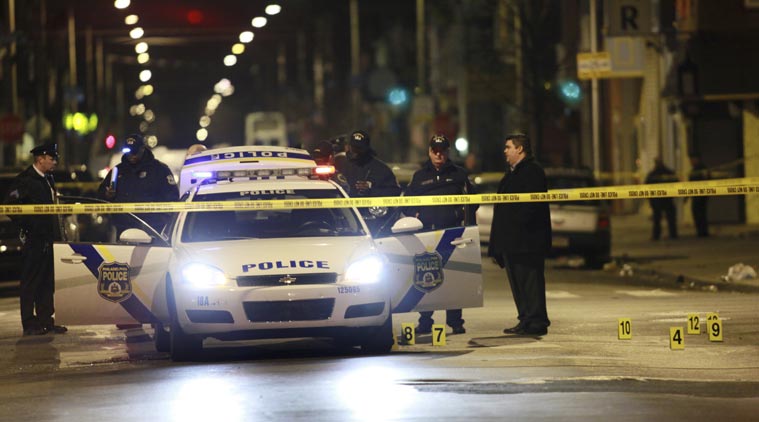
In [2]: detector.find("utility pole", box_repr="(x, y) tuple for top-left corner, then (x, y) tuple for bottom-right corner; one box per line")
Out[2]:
(590, 0), (600, 178)
(349, 0), (360, 126)
(416, 0), (426, 93)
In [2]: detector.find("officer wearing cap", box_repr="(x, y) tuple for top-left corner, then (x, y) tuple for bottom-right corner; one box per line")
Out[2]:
(404, 134), (478, 335)
(342, 130), (401, 233)
(3, 142), (67, 335)
(343, 130), (400, 198)
(98, 134), (179, 234)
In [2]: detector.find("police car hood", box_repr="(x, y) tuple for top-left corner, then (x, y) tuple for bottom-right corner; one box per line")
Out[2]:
(174, 237), (376, 277)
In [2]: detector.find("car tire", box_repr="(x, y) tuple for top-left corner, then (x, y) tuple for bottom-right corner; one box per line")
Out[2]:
(153, 323), (170, 353)
(169, 317), (202, 362)
(166, 277), (202, 361)
(359, 316), (394, 354)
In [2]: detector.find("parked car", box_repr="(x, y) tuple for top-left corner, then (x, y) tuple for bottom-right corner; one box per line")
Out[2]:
(473, 168), (611, 268)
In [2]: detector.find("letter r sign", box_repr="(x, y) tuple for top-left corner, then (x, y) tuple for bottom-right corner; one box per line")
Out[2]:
(606, 0), (651, 36)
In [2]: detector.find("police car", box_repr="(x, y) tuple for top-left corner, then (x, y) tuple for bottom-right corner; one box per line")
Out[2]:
(53, 146), (482, 361)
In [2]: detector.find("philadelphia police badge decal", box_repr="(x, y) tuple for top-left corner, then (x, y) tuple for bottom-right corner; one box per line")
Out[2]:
(97, 262), (133, 303)
(413, 251), (444, 293)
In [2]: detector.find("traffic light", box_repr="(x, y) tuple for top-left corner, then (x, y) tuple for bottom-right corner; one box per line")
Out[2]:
(557, 79), (582, 106)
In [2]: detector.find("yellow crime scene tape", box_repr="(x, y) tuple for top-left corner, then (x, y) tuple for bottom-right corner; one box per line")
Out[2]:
(2, 177), (758, 215)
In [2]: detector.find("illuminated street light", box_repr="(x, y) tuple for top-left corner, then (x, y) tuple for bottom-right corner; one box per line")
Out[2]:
(139, 69), (152, 82)
(114, 0), (130, 10)
(144, 110), (155, 123)
(251, 17), (267, 28)
(125, 15), (139, 25)
(455, 137), (469, 153)
(239, 31), (254, 43)
(232, 43), (245, 55)
(223, 55), (237, 66)
(129, 27), (144, 39)
(265, 4), (282, 15)
(199, 116), (211, 128)
(135, 42), (148, 54)
(146, 135), (158, 148)
(135, 103), (146, 115)
(139, 121), (149, 133)
(142, 84), (154, 96)
(137, 53), (150, 64)
(196, 128), (208, 141)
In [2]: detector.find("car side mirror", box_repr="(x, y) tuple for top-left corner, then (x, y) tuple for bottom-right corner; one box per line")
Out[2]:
(391, 216), (423, 234)
(119, 228), (153, 244)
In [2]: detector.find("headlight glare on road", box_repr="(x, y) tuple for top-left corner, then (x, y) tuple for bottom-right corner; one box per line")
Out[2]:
(181, 263), (227, 287)
(345, 256), (383, 284)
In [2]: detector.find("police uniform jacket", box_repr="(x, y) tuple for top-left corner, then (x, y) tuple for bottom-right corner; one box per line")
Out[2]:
(98, 148), (178, 203)
(404, 159), (477, 230)
(343, 153), (401, 197)
(3, 166), (60, 242)
(488, 157), (552, 256)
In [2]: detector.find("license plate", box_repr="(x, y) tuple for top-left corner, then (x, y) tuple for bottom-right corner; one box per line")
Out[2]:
(553, 236), (569, 247)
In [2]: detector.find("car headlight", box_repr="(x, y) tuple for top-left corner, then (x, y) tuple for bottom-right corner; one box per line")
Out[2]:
(181, 263), (228, 287)
(345, 255), (383, 284)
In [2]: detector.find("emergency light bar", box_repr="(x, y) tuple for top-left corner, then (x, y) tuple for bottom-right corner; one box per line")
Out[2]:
(192, 166), (334, 181)
(179, 145), (321, 195)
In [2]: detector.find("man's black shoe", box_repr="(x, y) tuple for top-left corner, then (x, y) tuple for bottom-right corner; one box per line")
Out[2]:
(515, 326), (548, 336)
(47, 325), (68, 334)
(23, 327), (48, 336)
(450, 326), (466, 335)
(415, 325), (432, 335)
(503, 324), (524, 334)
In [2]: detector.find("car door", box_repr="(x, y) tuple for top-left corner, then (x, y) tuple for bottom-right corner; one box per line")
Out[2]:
(54, 203), (173, 326)
(375, 225), (483, 313)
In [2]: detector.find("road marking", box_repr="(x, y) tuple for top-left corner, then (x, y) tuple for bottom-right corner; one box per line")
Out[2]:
(546, 291), (581, 299)
(616, 289), (678, 297)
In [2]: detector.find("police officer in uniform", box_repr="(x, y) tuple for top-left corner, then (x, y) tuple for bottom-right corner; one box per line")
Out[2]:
(3, 143), (67, 335)
(343, 130), (401, 233)
(404, 135), (477, 335)
(98, 134), (179, 234)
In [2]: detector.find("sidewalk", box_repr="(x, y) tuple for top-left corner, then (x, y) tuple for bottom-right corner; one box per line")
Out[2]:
(608, 212), (759, 293)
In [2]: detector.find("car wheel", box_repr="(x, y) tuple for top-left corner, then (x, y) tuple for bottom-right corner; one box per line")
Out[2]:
(166, 277), (202, 362)
(153, 323), (170, 353)
(169, 315), (202, 362)
(359, 316), (394, 354)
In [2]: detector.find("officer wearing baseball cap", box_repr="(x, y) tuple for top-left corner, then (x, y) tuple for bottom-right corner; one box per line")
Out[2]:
(404, 134), (477, 335)
(98, 134), (178, 234)
(2, 142), (67, 335)
(341, 130), (400, 234)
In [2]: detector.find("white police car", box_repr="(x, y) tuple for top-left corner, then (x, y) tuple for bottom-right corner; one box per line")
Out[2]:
(53, 146), (482, 361)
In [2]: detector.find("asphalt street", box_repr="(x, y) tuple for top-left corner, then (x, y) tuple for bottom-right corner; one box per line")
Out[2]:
(0, 254), (757, 421)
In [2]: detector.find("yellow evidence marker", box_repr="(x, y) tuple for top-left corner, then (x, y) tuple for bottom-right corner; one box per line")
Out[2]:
(670, 327), (685, 350)
(687, 313), (701, 335)
(709, 318), (724, 342)
(707, 312), (719, 323)
(618, 318), (632, 340)
(400, 323), (415, 345)
(432, 324), (446, 346)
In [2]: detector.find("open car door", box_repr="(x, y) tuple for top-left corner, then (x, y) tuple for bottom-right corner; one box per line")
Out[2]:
(375, 225), (483, 313)
(53, 200), (173, 325)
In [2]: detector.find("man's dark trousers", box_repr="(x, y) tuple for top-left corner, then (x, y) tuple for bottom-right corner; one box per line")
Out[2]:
(20, 238), (55, 330)
(502, 252), (549, 331)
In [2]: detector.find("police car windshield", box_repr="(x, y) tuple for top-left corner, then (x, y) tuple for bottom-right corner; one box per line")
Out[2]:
(181, 189), (366, 241)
